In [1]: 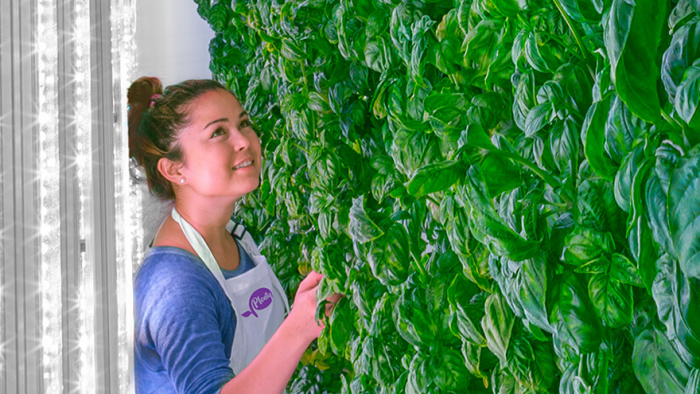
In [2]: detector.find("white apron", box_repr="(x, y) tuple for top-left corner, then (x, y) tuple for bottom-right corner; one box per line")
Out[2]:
(171, 208), (290, 375)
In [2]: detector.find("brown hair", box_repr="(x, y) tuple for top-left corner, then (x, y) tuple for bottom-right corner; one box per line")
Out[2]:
(127, 77), (228, 200)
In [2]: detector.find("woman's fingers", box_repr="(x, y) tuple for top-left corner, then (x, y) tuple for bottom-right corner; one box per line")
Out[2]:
(295, 272), (345, 325)
(324, 293), (344, 317)
(288, 271), (328, 340)
(326, 293), (343, 304)
(297, 271), (323, 293)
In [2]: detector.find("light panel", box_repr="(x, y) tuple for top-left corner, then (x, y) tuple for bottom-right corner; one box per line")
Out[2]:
(34, 1), (139, 391)
(111, 0), (137, 392)
(37, 0), (62, 392)
(74, 0), (96, 391)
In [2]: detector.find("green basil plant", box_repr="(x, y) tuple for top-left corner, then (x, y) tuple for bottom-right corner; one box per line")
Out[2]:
(196, 0), (700, 391)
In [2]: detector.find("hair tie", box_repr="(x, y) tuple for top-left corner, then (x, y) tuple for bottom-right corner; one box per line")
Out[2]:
(149, 94), (163, 108)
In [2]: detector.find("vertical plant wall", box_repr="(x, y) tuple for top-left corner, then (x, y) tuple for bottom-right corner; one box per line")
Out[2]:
(196, 0), (700, 391)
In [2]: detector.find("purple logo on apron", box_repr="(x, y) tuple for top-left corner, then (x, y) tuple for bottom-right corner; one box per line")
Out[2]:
(242, 287), (273, 318)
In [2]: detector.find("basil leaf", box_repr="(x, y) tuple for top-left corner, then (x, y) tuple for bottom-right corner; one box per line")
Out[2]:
(588, 270), (634, 328)
(433, 348), (471, 391)
(390, 127), (442, 179)
(447, 274), (487, 346)
(394, 284), (439, 348)
(559, 0), (603, 23)
(518, 254), (552, 334)
(462, 166), (540, 261)
(348, 195), (384, 244)
(482, 292), (516, 365)
(674, 62), (700, 129)
(614, 146), (645, 212)
(668, 152), (700, 278)
(524, 31), (558, 73)
(562, 227), (615, 265)
(633, 327), (692, 394)
(549, 272), (603, 353)
(406, 160), (464, 199)
(368, 222), (411, 286)
(646, 174), (675, 255)
(512, 69), (536, 131)
(329, 298), (355, 358)
(652, 254), (700, 368)
(662, 18), (700, 102)
(582, 97), (619, 181)
(605, 0), (666, 123)
(524, 102), (555, 137)
(281, 39), (308, 61)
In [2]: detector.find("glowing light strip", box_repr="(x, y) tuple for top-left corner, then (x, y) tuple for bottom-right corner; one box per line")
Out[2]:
(110, 1), (137, 392)
(37, 0), (63, 392)
(74, 0), (96, 392)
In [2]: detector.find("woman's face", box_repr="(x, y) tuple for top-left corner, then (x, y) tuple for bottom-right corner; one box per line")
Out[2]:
(175, 89), (261, 201)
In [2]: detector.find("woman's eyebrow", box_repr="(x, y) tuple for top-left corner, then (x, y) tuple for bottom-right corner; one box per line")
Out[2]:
(203, 111), (248, 130)
(203, 118), (228, 130)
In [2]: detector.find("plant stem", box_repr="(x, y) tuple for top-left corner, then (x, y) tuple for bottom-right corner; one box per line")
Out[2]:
(660, 108), (683, 131)
(545, 32), (584, 61)
(292, 142), (310, 155)
(300, 61), (309, 95)
(551, 0), (589, 62)
(517, 14), (529, 27)
(412, 255), (429, 282)
(487, 147), (561, 189)
(542, 201), (568, 209)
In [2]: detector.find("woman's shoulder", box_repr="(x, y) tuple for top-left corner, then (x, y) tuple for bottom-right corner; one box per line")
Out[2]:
(134, 247), (219, 297)
(134, 246), (233, 324)
(138, 245), (199, 268)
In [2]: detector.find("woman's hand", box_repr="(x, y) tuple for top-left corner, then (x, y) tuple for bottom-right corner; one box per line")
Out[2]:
(288, 271), (325, 343)
(220, 271), (337, 394)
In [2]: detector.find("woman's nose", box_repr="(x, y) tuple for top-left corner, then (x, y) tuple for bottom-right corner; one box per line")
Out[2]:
(230, 128), (250, 151)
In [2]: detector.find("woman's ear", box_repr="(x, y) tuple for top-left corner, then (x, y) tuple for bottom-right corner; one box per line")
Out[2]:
(157, 157), (183, 185)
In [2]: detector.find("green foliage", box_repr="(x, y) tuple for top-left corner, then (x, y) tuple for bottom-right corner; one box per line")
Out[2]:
(197, 0), (700, 390)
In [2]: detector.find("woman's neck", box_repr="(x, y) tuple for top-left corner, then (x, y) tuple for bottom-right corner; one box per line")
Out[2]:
(161, 194), (241, 270)
(173, 195), (236, 245)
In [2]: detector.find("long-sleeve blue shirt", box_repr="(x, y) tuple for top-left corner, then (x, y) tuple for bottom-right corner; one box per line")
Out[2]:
(134, 241), (255, 394)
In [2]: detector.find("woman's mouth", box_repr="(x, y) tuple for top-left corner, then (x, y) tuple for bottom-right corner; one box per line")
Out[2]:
(233, 160), (253, 170)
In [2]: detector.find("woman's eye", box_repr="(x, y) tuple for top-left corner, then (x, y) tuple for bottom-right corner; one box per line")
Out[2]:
(211, 127), (226, 138)
(240, 119), (252, 129)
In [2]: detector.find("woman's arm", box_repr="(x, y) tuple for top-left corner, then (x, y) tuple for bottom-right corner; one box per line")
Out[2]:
(220, 271), (326, 394)
(134, 251), (237, 393)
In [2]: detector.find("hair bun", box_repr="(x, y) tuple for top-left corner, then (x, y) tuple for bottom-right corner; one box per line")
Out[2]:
(127, 77), (164, 109)
(128, 77), (164, 161)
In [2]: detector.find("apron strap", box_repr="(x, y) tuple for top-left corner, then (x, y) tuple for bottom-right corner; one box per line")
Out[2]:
(225, 220), (247, 240)
(171, 208), (228, 289)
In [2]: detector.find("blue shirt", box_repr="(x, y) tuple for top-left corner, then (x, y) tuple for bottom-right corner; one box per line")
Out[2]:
(134, 239), (255, 394)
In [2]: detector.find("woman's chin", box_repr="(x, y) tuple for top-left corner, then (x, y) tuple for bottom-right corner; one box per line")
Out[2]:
(233, 177), (261, 196)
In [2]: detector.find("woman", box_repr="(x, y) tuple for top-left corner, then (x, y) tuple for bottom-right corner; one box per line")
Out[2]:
(131, 77), (334, 393)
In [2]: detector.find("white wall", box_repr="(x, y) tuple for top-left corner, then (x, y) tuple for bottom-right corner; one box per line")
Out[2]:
(134, 0), (215, 86)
